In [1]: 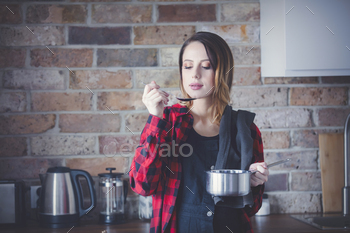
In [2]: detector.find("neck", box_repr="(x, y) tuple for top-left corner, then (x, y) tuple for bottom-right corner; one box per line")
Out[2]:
(190, 97), (214, 122)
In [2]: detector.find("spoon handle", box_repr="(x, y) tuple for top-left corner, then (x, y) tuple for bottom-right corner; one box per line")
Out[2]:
(267, 158), (291, 168)
(141, 81), (174, 96)
(251, 158), (291, 174)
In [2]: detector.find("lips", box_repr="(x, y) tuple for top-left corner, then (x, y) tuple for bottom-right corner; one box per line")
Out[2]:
(189, 83), (203, 87)
(190, 83), (203, 90)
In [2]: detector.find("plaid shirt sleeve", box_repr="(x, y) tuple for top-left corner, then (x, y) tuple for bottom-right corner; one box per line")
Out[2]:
(129, 109), (173, 197)
(244, 122), (265, 217)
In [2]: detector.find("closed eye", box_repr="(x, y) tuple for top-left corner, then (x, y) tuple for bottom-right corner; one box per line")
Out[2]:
(184, 66), (210, 69)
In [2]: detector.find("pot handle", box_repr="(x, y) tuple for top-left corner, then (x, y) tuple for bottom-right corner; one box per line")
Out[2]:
(70, 169), (96, 217)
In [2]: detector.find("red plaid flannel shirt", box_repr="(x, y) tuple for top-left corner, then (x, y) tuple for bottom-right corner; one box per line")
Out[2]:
(129, 103), (264, 233)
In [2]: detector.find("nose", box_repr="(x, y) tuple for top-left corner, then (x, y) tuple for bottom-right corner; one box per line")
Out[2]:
(192, 66), (201, 79)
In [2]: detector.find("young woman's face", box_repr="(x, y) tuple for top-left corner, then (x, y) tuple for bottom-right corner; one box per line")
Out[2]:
(181, 41), (215, 99)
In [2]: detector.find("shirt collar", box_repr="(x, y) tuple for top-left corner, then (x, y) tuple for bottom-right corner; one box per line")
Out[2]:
(172, 103), (193, 118)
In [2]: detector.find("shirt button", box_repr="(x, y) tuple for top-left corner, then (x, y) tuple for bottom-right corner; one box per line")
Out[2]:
(210, 165), (215, 170)
(207, 211), (213, 217)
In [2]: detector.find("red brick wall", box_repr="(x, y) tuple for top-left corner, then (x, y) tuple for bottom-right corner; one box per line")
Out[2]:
(0, 0), (349, 218)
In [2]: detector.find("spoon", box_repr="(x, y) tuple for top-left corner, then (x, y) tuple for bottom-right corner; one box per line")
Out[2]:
(140, 81), (201, 102)
(250, 158), (291, 174)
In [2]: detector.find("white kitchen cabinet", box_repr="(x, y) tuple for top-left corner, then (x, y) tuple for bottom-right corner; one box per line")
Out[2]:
(261, 0), (350, 77)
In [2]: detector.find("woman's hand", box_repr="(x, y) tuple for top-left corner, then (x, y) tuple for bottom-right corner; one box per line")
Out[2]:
(142, 81), (169, 119)
(249, 162), (269, 187)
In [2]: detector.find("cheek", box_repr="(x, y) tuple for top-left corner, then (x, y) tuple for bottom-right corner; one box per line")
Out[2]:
(182, 72), (191, 84)
(208, 72), (215, 85)
(181, 75), (189, 90)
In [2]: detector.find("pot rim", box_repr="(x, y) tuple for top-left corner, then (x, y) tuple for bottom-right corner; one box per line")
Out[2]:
(205, 169), (252, 174)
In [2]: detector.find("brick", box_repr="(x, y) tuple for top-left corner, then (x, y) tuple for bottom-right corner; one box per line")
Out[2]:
(0, 4), (22, 24)
(97, 49), (157, 67)
(99, 135), (141, 158)
(26, 4), (87, 23)
(231, 45), (261, 65)
(316, 107), (350, 127)
(59, 114), (121, 133)
(135, 69), (179, 88)
(204, 0), (259, 1)
(230, 87), (287, 108)
(321, 76), (350, 84)
(0, 26), (64, 46)
(254, 108), (312, 129)
(0, 114), (55, 135)
(268, 193), (321, 214)
(0, 49), (26, 68)
(264, 150), (318, 171)
(125, 112), (149, 132)
(264, 77), (319, 84)
(221, 3), (260, 22)
(71, 0), (129, 2)
(264, 173), (288, 192)
(158, 4), (216, 22)
(261, 131), (290, 149)
(32, 92), (92, 111)
(134, 26), (195, 45)
(97, 91), (144, 111)
(291, 171), (322, 191)
(3, 70), (65, 90)
(292, 129), (342, 148)
(0, 92), (26, 113)
(0, 71), (3, 88)
(16, 0), (64, 1)
(160, 47), (180, 67)
(31, 135), (95, 156)
(292, 130), (316, 149)
(199, 24), (259, 43)
(92, 4), (152, 23)
(0, 158), (63, 179)
(30, 48), (93, 67)
(66, 157), (128, 176)
(0, 137), (27, 157)
(290, 87), (348, 106)
(69, 26), (130, 45)
(139, 0), (193, 1)
(232, 67), (261, 86)
(70, 70), (132, 89)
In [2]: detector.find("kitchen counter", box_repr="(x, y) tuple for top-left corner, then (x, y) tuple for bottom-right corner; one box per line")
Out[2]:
(1, 214), (350, 233)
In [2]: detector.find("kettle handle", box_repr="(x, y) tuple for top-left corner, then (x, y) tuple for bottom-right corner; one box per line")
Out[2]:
(70, 169), (96, 217)
(123, 180), (128, 204)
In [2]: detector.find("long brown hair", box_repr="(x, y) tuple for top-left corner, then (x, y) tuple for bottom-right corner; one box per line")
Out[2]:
(178, 31), (234, 125)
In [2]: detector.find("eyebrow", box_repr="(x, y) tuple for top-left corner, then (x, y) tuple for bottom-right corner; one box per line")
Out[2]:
(183, 59), (210, 62)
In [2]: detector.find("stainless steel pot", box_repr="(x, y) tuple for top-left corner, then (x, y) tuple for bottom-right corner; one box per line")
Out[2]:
(206, 169), (251, 196)
(206, 159), (290, 196)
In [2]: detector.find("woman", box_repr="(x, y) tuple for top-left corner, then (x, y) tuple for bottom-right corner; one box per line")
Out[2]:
(129, 31), (269, 233)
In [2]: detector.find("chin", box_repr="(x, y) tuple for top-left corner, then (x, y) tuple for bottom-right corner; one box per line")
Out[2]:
(183, 88), (193, 97)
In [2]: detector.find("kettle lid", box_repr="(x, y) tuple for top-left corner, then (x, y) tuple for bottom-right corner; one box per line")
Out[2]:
(98, 168), (124, 178)
(47, 166), (71, 173)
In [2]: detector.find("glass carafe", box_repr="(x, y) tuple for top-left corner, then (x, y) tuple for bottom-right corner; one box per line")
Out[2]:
(98, 168), (128, 224)
(139, 195), (152, 221)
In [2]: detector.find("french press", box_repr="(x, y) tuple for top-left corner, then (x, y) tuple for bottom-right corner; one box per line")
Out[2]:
(98, 168), (128, 224)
